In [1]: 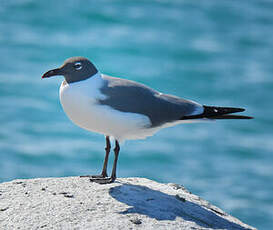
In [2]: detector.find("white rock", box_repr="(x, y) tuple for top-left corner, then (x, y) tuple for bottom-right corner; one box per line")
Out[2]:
(0, 177), (255, 230)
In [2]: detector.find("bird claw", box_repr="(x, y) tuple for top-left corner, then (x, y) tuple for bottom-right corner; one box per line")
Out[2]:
(79, 174), (115, 184)
(89, 177), (115, 184)
(80, 174), (107, 178)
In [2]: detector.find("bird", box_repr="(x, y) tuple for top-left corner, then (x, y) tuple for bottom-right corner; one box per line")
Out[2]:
(42, 56), (252, 184)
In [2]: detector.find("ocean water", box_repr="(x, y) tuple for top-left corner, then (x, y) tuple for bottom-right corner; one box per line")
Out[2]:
(0, 0), (272, 228)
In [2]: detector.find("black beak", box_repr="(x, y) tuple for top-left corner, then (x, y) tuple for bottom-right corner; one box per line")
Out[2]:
(42, 68), (62, 79)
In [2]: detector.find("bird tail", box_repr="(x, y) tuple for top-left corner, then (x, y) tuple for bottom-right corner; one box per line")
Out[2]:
(181, 105), (253, 120)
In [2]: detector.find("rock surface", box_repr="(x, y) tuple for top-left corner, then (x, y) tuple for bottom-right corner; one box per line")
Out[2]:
(0, 177), (255, 230)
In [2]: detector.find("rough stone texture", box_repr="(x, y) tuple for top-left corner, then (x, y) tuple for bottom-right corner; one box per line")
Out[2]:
(0, 177), (255, 230)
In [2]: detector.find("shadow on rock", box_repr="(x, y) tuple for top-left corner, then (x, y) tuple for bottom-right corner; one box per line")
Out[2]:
(109, 184), (250, 229)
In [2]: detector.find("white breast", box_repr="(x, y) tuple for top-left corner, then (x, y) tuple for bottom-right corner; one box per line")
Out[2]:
(59, 73), (152, 141)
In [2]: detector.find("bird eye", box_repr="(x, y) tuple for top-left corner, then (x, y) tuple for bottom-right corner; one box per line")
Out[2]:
(74, 62), (82, 70)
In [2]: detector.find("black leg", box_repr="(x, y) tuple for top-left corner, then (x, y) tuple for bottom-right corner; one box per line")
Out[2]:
(101, 136), (111, 177)
(80, 136), (111, 179)
(88, 139), (120, 184)
(110, 140), (120, 181)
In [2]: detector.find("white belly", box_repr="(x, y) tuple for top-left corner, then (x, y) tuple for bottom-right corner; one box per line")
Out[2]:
(59, 74), (152, 141)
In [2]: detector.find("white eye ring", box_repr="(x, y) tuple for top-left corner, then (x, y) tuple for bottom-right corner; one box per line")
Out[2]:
(74, 62), (82, 70)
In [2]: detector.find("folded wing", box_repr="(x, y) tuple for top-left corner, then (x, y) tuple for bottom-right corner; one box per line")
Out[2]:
(99, 75), (204, 127)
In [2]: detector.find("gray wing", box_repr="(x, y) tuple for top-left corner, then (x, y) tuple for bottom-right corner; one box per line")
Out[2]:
(99, 74), (203, 127)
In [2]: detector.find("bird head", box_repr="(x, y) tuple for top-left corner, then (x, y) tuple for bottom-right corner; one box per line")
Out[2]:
(42, 57), (98, 83)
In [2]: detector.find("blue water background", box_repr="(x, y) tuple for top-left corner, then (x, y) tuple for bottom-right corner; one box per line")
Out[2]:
(0, 1), (273, 228)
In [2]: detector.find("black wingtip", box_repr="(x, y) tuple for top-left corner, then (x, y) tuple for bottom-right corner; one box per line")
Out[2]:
(210, 114), (254, 120)
(203, 105), (245, 114)
(181, 105), (252, 120)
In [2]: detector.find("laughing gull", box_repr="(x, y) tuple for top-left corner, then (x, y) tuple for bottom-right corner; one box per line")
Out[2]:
(42, 56), (252, 184)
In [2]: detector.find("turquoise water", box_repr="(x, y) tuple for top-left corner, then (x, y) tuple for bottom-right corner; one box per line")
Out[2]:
(0, 0), (272, 228)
